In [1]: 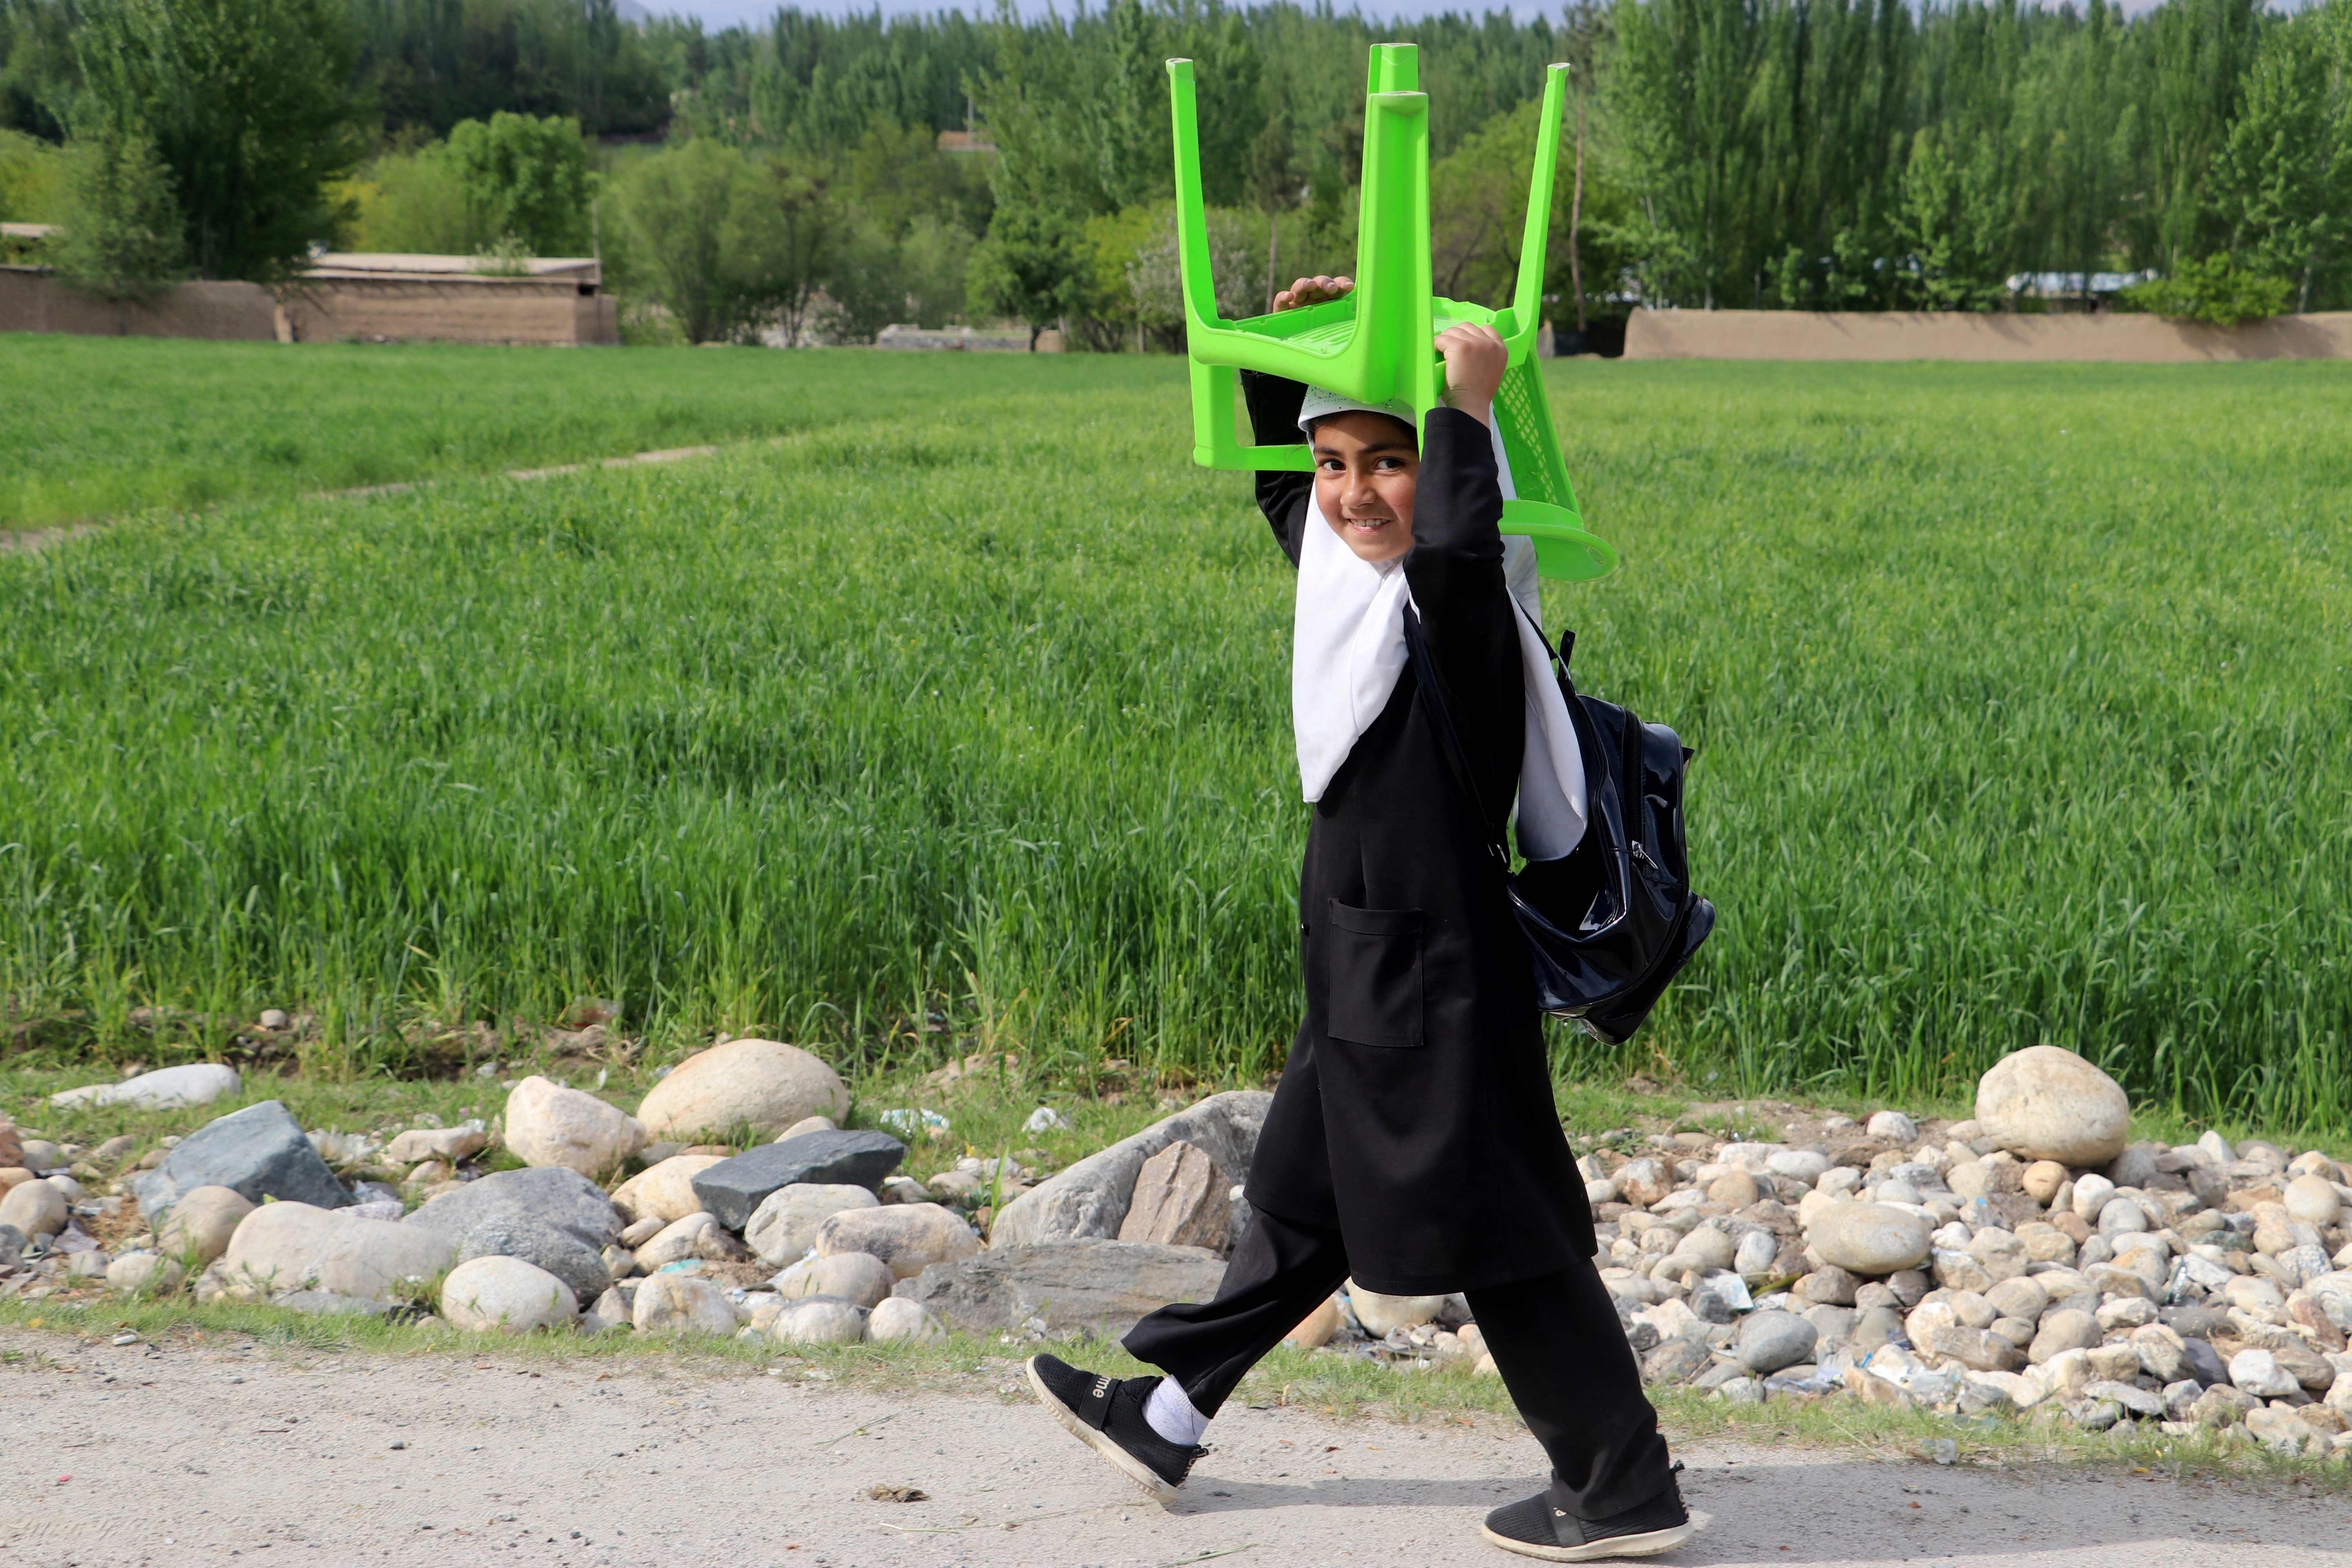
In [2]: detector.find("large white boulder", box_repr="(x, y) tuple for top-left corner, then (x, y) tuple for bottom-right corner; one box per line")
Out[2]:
(633, 1039), (848, 1142)
(1974, 1047), (2130, 1166)
(502, 1076), (646, 1178)
(610, 1155), (729, 1225)
(442, 1256), (579, 1333)
(221, 1202), (456, 1301)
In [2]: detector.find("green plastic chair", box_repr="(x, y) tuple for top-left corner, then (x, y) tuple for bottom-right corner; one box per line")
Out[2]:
(1166, 44), (1615, 581)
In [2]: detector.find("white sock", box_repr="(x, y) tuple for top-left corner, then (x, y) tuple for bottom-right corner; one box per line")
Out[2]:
(1144, 1376), (1210, 1446)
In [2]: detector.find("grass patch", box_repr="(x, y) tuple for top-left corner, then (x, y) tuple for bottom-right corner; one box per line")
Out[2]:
(2, 350), (2349, 1126)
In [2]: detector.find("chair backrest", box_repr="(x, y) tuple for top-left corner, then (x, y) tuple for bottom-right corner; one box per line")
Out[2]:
(1167, 45), (1612, 581)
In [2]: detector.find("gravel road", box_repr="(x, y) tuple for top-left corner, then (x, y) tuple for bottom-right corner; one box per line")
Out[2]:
(6, 1329), (2347, 1567)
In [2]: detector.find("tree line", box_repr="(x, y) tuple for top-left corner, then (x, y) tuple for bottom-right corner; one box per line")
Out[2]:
(1, 0), (2346, 336)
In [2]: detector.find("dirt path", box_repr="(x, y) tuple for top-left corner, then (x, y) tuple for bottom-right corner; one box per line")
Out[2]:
(6, 1330), (2345, 1568)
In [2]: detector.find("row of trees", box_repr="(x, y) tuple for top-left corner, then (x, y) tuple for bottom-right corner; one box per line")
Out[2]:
(1, 0), (2346, 329)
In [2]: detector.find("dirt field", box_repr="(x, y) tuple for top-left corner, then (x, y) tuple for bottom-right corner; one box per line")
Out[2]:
(6, 1329), (2348, 1568)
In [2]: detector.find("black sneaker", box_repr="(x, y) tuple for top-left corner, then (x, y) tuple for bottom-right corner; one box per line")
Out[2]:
(1481, 1467), (1694, 1561)
(1024, 1353), (1204, 1503)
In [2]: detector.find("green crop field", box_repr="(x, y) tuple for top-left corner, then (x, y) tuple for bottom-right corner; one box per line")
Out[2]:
(2, 342), (2348, 1131)
(0, 335), (1146, 531)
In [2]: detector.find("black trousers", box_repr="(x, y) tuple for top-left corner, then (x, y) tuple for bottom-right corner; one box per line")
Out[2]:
(1122, 1207), (1675, 1520)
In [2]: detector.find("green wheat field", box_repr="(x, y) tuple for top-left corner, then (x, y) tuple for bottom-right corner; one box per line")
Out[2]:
(2, 337), (2348, 1130)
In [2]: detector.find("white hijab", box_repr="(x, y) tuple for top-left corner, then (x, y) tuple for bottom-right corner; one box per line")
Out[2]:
(1290, 400), (1589, 860)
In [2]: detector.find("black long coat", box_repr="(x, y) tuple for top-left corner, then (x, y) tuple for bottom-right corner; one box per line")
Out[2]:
(1238, 373), (1596, 1296)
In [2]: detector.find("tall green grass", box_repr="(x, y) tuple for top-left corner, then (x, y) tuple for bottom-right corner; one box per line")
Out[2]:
(1, 349), (2347, 1129)
(0, 335), (1153, 529)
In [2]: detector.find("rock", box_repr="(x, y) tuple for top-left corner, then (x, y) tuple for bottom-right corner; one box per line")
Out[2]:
(1616, 1159), (1673, 1208)
(609, 1155), (729, 1225)
(2096, 1196), (2148, 1236)
(382, 1124), (490, 1165)
(1966, 1228), (2029, 1284)
(1735, 1310), (1818, 1374)
(2269, 1339), (2338, 1392)
(866, 1295), (944, 1343)
(1866, 1111), (1917, 1143)
(1985, 1276), (2049, 1323)
(2286, 1175), (2342, 1228)
(17, 1139), (62, 1172)
(2020, 1161), (2069, 1205)
(1852, 1305), (1907, 1353)
(631, 1272), (737, 1336)
(1733, 1229), (1779, 1279)
(106, 1251), (185, 1295)
(152, 1185), (254, 1264)
(1920, 1321), (2024, 1372)
(2189, 1383), (2258, 1427)
(145, 1101), (349, 1213)
(2101, 1144), (2161, 1190)
(501, 1076), (646, 1178)
(453, 1213), (612, 1305)
(222, 1202), (456, 1300)
(2083, 1379), (2167, 1421)
(772, 1297), (867, 1345)
(2027, 1308), (2101, 1363)
(440, 1256), (577, 1333)
(1806, 1202), (1931, 1275)
(1285, 1296), (1342, 1349)
(2069, 1172), (2116, 1222)
(1796, 1266), (1859, 1307)
(1766, 1149), (1831, 1187)
(814, 1203), (980, 1280)
(740, 1182), (877, 1266)
(2229, 1348), (2302, 1399)
(879, 1176), (930, 1205)
(1642, 1337), (1713, 1385)
(1116, 1141), (1232, 1252)
(634, 1039), (849, 1142)
(767, 1114), (838, 1145)
(2244, 1405), (2327, 1454)
(1350, 1283), (1448, 1337)
(0, 1176), (66, 1238)
(894, 1239), (1225, 1336)
(775, 1251), (896, 1309)
(988, 1091), (1271, 1251)
(687, 1130), (907, 1231)
(1975, 1047), (2130, 1166)
(405, 1166), (623, 1262)
(49, 1063), (240, 1112)
(1706, 1171), (1760, 1208)
(2132, 1323), (2188, 1383)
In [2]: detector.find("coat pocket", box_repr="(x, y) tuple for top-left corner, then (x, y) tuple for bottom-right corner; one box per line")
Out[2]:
(1324, 900), (1425, 1048)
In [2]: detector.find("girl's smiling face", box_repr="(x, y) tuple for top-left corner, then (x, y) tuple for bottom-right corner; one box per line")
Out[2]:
(1310, 410), (1418, 564)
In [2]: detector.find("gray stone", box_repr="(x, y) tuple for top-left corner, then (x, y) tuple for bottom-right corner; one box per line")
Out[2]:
(50, 1062), (241, 1112)
(145, 1101), (349, 1213)
(1805, 1202), (1932, 1276)
(687, 1129), (907, 1231)
(867, 1296), (945, 1343)
(1736, 1309), (1819, 1374)
(1116, 1141), (1232, 1251)
(987, 1091), (1271, 1251)
(2083, 1379), (2167, 1420)
(1643, 1336), (1715, 1385)
(1851, 1304), (1907, 1353)
(744, 1183), (880, 1268)
(452, 1213), (612, 1306)
(894, 1239), (1225, 1336)
(404, 1165), (623, 1252)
